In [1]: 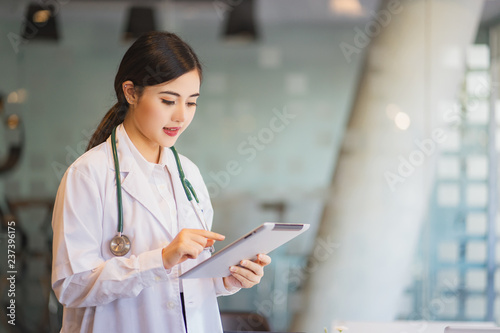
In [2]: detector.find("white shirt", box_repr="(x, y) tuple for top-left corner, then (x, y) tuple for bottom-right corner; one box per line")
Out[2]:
(51, 124), (239, 333)
(123, 129), (178, 227)
(121, 127), (185, 290)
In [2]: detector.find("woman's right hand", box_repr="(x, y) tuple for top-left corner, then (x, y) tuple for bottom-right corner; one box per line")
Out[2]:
(161, 229), (225, 270)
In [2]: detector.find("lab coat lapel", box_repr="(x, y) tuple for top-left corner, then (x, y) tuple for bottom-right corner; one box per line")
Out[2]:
(108, 132), (175, 239)
(120, 163), (168, 229)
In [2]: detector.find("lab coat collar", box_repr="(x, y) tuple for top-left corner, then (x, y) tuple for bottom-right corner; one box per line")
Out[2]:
(119, 126), (156, 180)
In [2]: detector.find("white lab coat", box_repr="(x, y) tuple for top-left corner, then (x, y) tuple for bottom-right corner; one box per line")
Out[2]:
(51, 125), (236, 333)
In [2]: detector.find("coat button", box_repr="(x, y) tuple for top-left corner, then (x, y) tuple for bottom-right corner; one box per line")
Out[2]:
(167, 301), (175, 309)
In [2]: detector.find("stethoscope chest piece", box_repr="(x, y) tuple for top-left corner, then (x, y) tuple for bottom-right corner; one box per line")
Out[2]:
(110, 234), (131, 256)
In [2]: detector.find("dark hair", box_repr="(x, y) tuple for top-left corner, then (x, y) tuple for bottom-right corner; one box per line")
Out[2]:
(86, 31), (202, 150)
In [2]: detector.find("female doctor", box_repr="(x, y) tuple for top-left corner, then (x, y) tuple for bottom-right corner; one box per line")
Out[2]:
(51, 31), (271, 333)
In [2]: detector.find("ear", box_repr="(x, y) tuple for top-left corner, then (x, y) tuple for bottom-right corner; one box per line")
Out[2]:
(122, 81), (137, 105)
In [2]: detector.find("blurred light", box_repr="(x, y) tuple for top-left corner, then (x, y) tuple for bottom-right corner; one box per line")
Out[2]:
(22, 3), (59, 41)
(7, 89), (27, 104)
(7, 92), (18, 104)
(223, 0), (258, 42)
(386, 103), (400, 120)
(124, 6), (157, 41)
(394, 112), (411, 130)
(330, 0), (364, 16)
(17, 89), (27, 103)
(7, 115), (20, 130)
(33, 10), (51, 24)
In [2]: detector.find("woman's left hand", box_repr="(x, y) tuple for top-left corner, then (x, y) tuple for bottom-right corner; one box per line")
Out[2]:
(223, 254), (272, 289)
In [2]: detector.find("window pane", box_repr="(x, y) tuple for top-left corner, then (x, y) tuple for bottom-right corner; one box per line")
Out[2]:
(466, 296), (486, 318)
(467, 101), (489, 124)
(466, 241), (486, 262)
(466, 184), (488, 207)
(466, 213), (487, 235)
(466, 155), (488, 179)
(466, 270), (486, 290)
(439, 242), (459, 262)
(466, 71), (489, 99)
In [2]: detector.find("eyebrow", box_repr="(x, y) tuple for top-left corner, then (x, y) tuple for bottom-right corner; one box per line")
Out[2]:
(159, 91), (200, 98)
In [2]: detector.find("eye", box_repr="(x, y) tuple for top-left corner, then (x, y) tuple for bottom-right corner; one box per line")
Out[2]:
(187, 102), (197, 107)
(161, 100), (175, 105)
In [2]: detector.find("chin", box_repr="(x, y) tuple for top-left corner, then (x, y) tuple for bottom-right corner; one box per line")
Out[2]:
(161, 139), (178, 148)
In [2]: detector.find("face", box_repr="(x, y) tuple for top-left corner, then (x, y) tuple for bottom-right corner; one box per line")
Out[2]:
(123, 70), (200, 162)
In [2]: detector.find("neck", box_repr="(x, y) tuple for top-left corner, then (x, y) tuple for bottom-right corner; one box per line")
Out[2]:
(122, 120), (161, 164)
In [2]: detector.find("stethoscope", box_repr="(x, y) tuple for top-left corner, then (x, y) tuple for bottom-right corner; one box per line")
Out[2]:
(109, 126), (214, 256)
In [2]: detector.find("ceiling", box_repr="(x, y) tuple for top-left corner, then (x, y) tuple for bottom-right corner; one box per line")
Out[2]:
(3, 0), (500, 29)
(0, 0), (383, 24)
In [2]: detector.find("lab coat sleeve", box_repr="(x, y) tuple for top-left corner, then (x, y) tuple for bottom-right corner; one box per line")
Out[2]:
(53, 248), (170, 308)
(52, 165), (170, 308)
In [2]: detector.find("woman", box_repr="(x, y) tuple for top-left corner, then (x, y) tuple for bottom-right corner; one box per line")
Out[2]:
(51, 31), (271, 333)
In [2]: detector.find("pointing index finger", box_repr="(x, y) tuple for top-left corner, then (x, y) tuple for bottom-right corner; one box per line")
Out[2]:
(194, 229), (225, 241)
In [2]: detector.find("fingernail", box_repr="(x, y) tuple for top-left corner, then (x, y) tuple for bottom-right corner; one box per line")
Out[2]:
(241, 260), (248, 266)
(230, 266), (236, 272)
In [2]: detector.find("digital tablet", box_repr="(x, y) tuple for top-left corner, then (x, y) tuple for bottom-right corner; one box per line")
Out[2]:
(179, 222), (310, 279)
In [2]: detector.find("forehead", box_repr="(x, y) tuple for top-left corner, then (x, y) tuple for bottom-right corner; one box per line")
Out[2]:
(146, 70), (201, 94)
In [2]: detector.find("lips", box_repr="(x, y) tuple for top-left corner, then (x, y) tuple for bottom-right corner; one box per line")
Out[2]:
(163, 127), (181, 137)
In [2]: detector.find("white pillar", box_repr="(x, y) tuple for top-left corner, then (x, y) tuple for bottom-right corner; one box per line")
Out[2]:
(292, 1), (484, 331)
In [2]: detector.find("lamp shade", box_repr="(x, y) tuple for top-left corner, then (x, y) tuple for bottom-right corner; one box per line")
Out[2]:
(22, 3), (59, 40)
(223, 0), (258, 42)
(124, 6), (157, 41)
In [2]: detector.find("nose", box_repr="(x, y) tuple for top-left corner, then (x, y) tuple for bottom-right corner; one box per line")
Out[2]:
(172, 103), (186, 123)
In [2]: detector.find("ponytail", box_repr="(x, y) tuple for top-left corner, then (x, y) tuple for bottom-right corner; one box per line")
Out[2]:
(86, 101), (127, 151)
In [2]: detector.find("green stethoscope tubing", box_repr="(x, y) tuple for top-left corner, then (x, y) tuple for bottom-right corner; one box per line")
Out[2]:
(169, 145), (199, 204)
(111, 127), (124, 234)
(110, 126), (210, 256)
(170, 144), (214, 253)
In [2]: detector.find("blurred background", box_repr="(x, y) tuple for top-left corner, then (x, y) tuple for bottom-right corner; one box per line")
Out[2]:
(0, 0), (499, 332)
